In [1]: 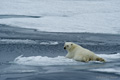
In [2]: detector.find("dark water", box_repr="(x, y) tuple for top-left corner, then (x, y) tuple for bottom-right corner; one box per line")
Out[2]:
(0, 15), (41, 19)
(0, 24), (120, 80)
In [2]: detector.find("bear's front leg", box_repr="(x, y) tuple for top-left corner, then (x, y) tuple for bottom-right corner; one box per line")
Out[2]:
(65, 53), (73, 59)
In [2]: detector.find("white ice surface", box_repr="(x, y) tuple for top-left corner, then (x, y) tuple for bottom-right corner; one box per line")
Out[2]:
(0, 39), (59, 45)
(0, 0), (120, 34)
(90, 68), (120, 75)
(0, 39), (37, 44)
(14, 53), (120, 66)
(14, 55), (78, 66)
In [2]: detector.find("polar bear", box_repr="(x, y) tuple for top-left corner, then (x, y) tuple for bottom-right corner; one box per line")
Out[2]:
(64, 42), (105, 62)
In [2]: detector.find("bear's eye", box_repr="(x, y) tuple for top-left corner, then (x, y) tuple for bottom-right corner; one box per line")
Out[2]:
(66, 45), (69, 47)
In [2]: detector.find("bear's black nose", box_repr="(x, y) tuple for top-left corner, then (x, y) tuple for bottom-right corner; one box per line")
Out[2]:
(64, 47), (66, 49)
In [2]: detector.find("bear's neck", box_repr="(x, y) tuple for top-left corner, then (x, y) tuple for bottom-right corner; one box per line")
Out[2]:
(68, 46), (76, 52)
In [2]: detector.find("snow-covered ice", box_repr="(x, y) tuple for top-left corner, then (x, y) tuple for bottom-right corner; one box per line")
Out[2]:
(0, 0), (120, 34)
(14, 53), (120, 66)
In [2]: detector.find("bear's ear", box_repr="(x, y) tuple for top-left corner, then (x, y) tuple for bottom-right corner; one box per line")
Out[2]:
(71, 44), (73, 46)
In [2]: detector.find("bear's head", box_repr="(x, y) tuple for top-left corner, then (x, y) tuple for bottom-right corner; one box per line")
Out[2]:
(64, 42), (74, 51)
